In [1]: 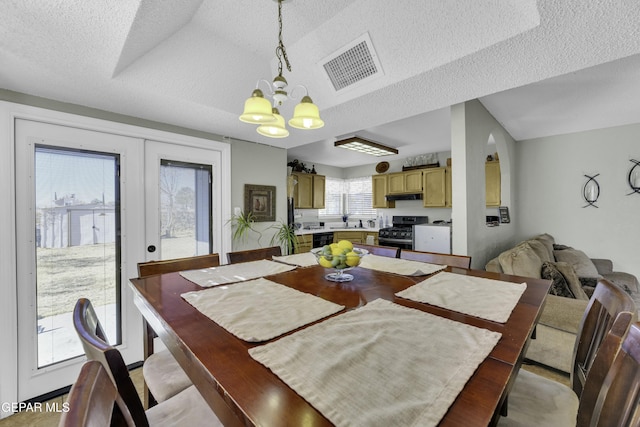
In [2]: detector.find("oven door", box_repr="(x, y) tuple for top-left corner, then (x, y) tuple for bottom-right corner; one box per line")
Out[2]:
(377, 237), (412, 250)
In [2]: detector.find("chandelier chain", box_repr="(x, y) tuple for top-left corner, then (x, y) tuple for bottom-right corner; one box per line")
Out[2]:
(276, 0), (291, 76)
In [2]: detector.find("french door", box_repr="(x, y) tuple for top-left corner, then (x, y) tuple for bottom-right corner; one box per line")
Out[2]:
(14, 119), (228, 401)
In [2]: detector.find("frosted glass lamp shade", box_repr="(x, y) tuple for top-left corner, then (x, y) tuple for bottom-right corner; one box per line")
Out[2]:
(239, 89), (276, 124)
(288, 96), (324, 129)
(257, 108), (289, 138)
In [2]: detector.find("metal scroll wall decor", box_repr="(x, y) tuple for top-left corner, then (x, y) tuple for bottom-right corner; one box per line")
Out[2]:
(627, 159), (640, 195)
(582, 174), (600, 208)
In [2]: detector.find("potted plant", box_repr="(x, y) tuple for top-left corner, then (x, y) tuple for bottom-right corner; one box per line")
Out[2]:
(270, 220), (298, 255)
(228, 210), (262, 245)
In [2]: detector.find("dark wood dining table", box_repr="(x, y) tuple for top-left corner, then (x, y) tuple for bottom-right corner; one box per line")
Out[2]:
(129, 262), (550, 427)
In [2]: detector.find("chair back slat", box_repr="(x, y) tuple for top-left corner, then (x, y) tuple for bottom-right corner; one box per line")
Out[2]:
(579, 321), (640, 426)
(571, 279), (637, 397)
(73, 298), (150, 427)
(352, 243), (400, 258)
(399, 249), (471, 268)
(226, 246), (282, 264)
(59, 360), (134, 427)
(138, 253), (220, 277)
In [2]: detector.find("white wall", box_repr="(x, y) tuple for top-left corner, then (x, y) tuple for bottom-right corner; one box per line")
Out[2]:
(516, 123), (640, 283)
(451, 100), (518, 268)
(230, 139), (288, 251)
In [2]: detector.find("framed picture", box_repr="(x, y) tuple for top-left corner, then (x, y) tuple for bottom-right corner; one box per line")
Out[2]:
(244, 184), (275, 222)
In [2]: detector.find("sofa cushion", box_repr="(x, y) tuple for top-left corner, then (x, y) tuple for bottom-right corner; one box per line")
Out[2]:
(541, 262), (575, 298)
(498, 242), (543, 279)
(485, 257), (503, 273)
(539, 294), (588, 335)
(602, 271), (640, 294)
(527, 239), (554, 263)
(553, 248), (601, 279)
(533, 233), (555, 260)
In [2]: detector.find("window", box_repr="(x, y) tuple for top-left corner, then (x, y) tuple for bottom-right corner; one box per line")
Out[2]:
(319, 176), (376, 217)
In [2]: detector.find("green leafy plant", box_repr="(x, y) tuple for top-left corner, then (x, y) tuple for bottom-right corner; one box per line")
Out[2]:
(270, 220), (298, 255)
(228, 210), (262, 245)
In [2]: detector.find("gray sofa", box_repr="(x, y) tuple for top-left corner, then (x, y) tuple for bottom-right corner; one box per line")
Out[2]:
(485, 233), (639, 373)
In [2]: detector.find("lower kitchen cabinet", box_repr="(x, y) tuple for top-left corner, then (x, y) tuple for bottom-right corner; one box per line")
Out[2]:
(333, 231), (378, 245)
(295, 234), (313, 253)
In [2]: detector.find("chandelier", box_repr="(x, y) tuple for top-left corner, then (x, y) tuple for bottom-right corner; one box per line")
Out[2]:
(239, 0), (324, 138)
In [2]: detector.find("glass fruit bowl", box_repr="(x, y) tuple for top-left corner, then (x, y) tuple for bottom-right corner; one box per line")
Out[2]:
(311, 243), (368, 282)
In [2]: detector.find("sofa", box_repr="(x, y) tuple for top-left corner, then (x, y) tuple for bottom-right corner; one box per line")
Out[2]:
(485, 233), (639, 373)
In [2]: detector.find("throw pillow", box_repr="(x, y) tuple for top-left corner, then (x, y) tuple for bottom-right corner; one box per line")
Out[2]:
(553, 248), (601, 279)
(534, 234), (555, 257)
(554, 261), (590, 300)
(498, 242), (543, 278)
(541, 262), (575, 298)
(527, 239), (553, 263)
(553, 244), (572, 251)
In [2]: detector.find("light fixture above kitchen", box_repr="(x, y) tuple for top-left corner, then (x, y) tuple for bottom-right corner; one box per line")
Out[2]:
(334, 136), (398, 156)
(239, 0), (324, 138)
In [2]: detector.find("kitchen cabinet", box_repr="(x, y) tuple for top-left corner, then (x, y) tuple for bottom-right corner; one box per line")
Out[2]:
(485, 161), (501, 207)
(422, 168), (446, 207)
(372, 174), (394, 208)
(295, 234), (312, 253)
(333, 231), (378, 245)
(387, 170), (423, 194)
(292, 173), (325, 209)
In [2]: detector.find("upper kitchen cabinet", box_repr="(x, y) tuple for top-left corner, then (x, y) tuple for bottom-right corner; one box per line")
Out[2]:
(372, 174), (394, 208)
(292, 172), (325, 209)
(485, 161), (501, 207)
(387, 170), (423, 194)
(423, 167), (447, 207)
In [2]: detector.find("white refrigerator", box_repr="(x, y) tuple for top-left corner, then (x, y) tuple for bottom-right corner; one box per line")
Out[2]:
(413, 224), (451, 254)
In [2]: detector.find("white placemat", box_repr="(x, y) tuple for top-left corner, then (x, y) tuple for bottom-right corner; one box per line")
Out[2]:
(179, 259), (296, 287)
(359, 254), (447, 276)
(272, 252), (317, 267)
(396, 271), (527, 323)
(181, 277), (344, 342)
(249, 299), (501, 427)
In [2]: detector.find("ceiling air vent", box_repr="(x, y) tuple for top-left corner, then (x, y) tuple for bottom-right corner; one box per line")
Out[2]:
(322, 33), (383, 92)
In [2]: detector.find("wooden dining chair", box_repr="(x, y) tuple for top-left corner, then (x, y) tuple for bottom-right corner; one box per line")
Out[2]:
(352, 243), (400, 258)
(578, 321), (640, 426)
(137, 253), (220, 277)
(498, 279), (637, 426)
(136, 254), (220, 406)
(399, 249), (471, 268)
(73, 298), (222, 427)
(59, 360), (133, 427)
(226, 246), (282, 264)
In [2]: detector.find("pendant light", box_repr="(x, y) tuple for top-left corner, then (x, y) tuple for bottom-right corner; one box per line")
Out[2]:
(239, 0), (324, 138)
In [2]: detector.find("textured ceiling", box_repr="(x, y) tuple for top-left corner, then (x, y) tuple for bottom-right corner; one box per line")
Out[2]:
(1, 0), (640, 168)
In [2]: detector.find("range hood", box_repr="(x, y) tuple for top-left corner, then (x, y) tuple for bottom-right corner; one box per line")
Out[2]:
(385, 193), (423, 201)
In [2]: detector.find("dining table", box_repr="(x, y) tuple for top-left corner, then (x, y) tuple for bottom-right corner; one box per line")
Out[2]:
(129, 256), (551, 427)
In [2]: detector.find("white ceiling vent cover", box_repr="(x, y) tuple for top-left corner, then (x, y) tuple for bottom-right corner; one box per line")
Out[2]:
(322, 33), (384, 92)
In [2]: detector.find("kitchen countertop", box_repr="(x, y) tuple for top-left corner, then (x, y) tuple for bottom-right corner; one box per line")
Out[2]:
(295, 227), (380, 236)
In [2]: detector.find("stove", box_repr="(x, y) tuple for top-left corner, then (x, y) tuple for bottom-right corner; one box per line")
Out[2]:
(378, 216), (429, 249)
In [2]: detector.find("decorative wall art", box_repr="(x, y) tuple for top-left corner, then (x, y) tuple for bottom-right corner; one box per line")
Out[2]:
(627, 159), (640, 195)
(244, 184), (275, 222)
(582, 174), (600, 208)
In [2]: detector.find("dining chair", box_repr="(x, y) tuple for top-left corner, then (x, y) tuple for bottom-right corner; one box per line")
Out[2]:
(226, 246), (282, 264)
(399, 249), (471, 268)
(73, 298), (222, 427)
(578, 321), (640, 426)
(59, 360), (133, 427)
(137, 254), (220, 406)
(352, 243), (400, 258)
(498, 279), (637, 426)
(137, 253), (220, 277)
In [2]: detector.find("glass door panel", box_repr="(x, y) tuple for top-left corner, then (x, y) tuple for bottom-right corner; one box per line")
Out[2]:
(159, 160), (212, 259)
(34, 146), (121, 367)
